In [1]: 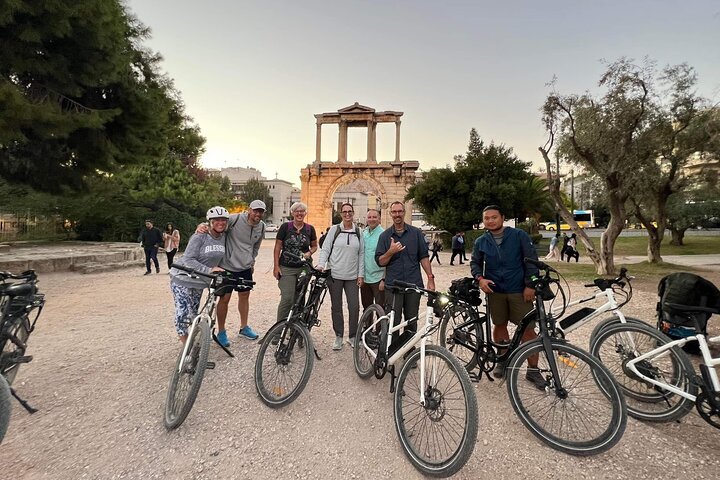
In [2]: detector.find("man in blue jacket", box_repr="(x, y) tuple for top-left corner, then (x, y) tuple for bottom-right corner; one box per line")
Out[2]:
(470, 205), (544, 388)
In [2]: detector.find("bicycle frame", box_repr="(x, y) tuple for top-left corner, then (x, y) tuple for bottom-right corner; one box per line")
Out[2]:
(176, 295), (217, 374)
(360, 298), (440, 406)
(553, 287), (629, 336)
(626, 333), (720, 400)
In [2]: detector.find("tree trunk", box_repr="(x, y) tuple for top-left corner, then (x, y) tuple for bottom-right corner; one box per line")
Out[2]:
(598, 217), (623, 274)
(647, 230), (662, 263)
(670, 228), (686, 246)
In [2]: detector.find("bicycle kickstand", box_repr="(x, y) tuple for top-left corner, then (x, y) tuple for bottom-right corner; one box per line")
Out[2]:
(10, 387), (38, 414)
(211, 332), (235, 358)
(313, 348), (322, 361)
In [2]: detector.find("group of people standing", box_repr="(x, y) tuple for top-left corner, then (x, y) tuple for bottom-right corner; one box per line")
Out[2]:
(139, 220), (181, 275)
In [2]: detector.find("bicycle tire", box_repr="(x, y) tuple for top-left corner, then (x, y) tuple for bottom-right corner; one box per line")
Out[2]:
(438, 303), (480, 372)
(590, 321), (697, 423)
(354, 304), (385, 379)
(587, 316), (645, 350)
(1, 315), (31, 386)
(0, 375), (10, 444)
(394, 345), (479, 477)
(506, 339), (627, 456)
(164, 320), (211, 430)
(255, 321), (314, 408)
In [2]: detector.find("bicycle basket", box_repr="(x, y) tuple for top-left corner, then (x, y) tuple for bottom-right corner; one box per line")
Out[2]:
(448, 277), (481, 306)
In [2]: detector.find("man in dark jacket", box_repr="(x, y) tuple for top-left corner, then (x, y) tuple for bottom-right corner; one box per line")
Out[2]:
(470, 205), (544, 388)
(140, 220), (163, 275)
(450, 232), (464, 265)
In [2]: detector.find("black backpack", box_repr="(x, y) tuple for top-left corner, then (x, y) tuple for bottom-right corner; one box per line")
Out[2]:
(657, 272), (720, 351)
(449, 277), (482, 306)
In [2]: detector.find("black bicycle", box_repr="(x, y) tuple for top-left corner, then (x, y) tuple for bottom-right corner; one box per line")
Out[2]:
(164, 264), (254, 429)
(254, 256), (330, 407)
(0, 270), (45, 443)
(440, 259), (627, 455)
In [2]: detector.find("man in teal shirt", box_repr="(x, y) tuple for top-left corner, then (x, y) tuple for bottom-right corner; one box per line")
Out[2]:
(360, 208), (385, 309)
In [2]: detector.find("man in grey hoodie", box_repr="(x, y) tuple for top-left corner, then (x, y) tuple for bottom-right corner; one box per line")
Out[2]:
(214, 200), (266, 345)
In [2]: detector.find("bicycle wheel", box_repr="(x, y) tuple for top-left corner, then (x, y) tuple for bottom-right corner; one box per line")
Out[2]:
(506, 339), (626, 456)
(394, 345), (479, 477)
(588, 316), (645, 349)
(255, 321), (314, 408)
(164, 320), (210, 430)
(590, 321), (696, 423)
(1, 315), (31, 386)
(354, 304), (385, 379)
(0, 375), (10, 444)
(439, 304), (480, 372)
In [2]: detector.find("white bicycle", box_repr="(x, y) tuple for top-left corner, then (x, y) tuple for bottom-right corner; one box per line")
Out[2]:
(164, 264), (254, 429)
(353, 281), (478, 478)
(591, 302), (720, 427)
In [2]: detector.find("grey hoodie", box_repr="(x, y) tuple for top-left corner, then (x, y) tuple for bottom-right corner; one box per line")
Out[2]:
(169, 232), (226, 289)
(220, 212), (265, 272)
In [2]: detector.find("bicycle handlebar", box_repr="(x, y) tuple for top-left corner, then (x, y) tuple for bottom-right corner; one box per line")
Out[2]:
(524, 257), (556, 273)
(170, 263), (256, 286)
(0, 270), (37, 282)
(390, 280), (442, 298)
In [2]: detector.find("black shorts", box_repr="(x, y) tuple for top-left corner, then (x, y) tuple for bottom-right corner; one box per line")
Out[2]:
(226, 269), (253, 292)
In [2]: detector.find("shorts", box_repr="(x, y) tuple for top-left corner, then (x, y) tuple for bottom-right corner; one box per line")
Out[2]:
(487, 292), (534, 326)
(225, 269), (253, 292)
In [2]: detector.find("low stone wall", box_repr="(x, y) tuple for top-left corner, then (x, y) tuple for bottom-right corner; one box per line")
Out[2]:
(0, 242), (145, 273)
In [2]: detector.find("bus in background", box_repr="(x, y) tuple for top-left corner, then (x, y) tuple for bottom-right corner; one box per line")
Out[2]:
(572, 209), (596, 228)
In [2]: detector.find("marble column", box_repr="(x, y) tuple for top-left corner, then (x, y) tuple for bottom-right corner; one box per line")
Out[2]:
(395, 120), (401, 161)
(338, 121), (348, 162)
(315, 123), (322, 163)
(366, 120), (377, 162)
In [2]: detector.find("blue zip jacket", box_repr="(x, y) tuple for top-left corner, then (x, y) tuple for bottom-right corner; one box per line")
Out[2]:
(470, 227), (539, 294)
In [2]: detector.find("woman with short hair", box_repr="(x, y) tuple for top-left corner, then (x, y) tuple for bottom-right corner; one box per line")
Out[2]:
(273, 202), (318, 322)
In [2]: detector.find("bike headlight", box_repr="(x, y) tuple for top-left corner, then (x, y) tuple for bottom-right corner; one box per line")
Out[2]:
(438, 294), (450, 306)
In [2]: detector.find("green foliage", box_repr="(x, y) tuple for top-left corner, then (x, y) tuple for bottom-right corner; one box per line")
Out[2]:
(0, 0), (186, 191)
(238, 178), (273, 215)
(407, 129), (546, 233)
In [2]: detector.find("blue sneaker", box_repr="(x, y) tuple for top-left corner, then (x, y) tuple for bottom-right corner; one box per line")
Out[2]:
(216, 329), (230, 347)
(239, 325), (259, 341)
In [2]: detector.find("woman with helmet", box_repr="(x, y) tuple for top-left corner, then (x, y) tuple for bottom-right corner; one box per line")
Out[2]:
(168, 207), (229, 344)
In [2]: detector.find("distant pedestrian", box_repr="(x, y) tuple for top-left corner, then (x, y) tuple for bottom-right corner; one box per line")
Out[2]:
(566, 233), (580, 262)
(544, 233), (560, 261)
(460, 232), (468, 262)
(560, 232), (570, 261)
(429, 238), (442, 265)
(450, 232), (464, 265)
(163, 223), (181, 269)
(140, 220), (163, 275)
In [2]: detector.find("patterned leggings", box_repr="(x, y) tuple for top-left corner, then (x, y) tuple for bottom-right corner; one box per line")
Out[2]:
(170, 282), (203, 336)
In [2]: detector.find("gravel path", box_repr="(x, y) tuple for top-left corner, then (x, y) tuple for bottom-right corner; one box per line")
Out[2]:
(1, 245), (719, 479)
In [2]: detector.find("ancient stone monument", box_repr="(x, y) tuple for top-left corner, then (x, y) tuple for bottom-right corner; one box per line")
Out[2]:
(300, 103), (419, 232)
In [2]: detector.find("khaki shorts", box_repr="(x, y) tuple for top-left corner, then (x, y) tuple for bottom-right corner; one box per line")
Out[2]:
(487, 292), (534, 326)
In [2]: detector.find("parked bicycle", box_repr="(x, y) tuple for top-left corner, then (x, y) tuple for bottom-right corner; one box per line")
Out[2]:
(254, 254), (329, 407)
(353, 281), (478, 477)
(440, 259), (627, 455)
(441, 267), (643, 376)
(590, 278), (720, 427)
(0, 269), (45, 443)
(164, 263), (254, 429)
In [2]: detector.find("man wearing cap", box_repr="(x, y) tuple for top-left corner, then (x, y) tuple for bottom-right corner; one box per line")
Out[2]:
(213, 199), (267, 345)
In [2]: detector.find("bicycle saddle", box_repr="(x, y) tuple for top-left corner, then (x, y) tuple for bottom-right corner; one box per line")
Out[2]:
(1, 282), (36, 298)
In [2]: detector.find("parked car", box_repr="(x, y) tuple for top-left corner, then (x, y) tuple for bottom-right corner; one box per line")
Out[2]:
(540, 221), (573, 231)
(265, 223), (279, 232)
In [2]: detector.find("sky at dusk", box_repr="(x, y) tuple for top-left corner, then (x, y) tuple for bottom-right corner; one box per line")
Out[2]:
(126, 0), (720, 184)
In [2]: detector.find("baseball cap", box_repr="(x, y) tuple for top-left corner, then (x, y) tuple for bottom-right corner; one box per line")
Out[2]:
(249, 200), (267, 211)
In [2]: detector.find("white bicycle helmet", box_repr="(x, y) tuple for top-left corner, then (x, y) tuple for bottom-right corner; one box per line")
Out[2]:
(206, 206), (230, 220)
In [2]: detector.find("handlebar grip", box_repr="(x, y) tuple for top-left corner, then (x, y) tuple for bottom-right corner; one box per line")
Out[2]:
(584, 284), (596, 288)
(524, 257), (550, 270)
(393, 280), (417, 289)
(170, 263), (214, 279)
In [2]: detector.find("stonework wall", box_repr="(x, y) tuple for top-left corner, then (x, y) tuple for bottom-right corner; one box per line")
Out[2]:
(301, 161), (419, 233)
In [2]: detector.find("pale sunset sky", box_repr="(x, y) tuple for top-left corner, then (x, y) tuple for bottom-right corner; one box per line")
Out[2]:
(126, 0), (720, 184)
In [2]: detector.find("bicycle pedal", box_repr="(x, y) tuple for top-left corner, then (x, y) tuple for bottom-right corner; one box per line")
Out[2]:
(205, 361), (216, 370)
(16, 355), (33, 364)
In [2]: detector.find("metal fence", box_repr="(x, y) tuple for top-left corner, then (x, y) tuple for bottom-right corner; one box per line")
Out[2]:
(0, 211), (69, 243)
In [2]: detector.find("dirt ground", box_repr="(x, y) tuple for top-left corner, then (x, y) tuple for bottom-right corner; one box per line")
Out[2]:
(1, 244), (719, 479)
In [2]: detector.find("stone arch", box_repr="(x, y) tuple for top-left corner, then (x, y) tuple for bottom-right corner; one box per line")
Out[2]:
(300, 104), (420, 233)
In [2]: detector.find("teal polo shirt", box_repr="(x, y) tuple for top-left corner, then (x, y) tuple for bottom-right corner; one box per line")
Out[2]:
(363, 225), (385, 284)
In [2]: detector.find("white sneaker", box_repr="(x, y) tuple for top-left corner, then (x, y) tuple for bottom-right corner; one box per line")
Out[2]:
(348, 337), (355, 349)
(332, 336), (343, 351)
